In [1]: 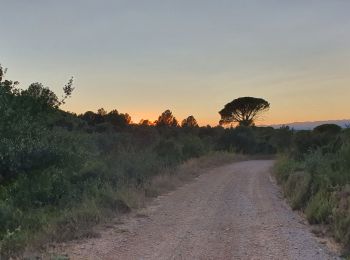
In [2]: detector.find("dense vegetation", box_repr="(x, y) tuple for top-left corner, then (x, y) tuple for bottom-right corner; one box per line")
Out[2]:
(1, 65), (349, 257)
(0, 67), (280, 257)
(274, 124), (350, 254)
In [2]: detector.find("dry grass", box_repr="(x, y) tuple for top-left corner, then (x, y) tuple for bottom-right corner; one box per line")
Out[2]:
(26, 152), (243, 258)
(116, 186), (147, 209)
(144, 152), (245, 199)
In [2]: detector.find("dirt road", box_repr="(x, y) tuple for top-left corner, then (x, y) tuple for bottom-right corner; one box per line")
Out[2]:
(61, 160), (339, 259)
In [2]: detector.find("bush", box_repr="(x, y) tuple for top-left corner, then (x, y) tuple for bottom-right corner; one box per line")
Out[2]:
(219, 127), (256, 154)
(182, 136), (206, 159)
(284, 171), (311, 210)
(313, 124), (342, 134)
(334, 185), (350, 249)
(275, 129), (350, 250)
(305, 190), (334, 224)
(154, 140), (182, 166)
(271, 126), (293, 152)
(274, 156), (299, 184)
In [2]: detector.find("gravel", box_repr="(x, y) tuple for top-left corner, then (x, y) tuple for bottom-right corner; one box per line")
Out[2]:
(58, 160), (340, 260)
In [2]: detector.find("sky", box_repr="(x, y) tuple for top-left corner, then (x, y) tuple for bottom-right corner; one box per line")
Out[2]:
(1, 0), (350, 126)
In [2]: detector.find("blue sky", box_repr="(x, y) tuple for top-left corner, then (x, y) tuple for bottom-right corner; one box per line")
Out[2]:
(1, 0), (350, 125)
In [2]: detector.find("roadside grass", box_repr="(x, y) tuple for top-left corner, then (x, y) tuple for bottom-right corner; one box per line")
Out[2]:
(4, 152), (239, 259)
(274, 153), (350, 256)
(145, 152), (242, 198)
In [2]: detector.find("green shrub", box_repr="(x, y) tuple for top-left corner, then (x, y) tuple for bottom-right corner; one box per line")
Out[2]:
(284, 171), (311, 210)
(263, 124), (350, 251)
(291, 130), (315, 159)
(333, 185), (350, 249)
(334, 212), (350, 251)
(182, 136), (206, 159)
(274, 156), (299, 184)
(154, 140), (182, 166)
(305, 190), (334, 224)
(270, 126), (293, 152)
(219, 126), (256, 154)
(313, 124), (342, 135)
(0, 227), (27, 259)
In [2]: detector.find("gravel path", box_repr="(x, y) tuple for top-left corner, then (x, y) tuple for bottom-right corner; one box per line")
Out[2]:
(60, 160), (340, 259)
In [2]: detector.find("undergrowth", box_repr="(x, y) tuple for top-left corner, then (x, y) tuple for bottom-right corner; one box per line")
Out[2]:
(274, 131), (350, 254)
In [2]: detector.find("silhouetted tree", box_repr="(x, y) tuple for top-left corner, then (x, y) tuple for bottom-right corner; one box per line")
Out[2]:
(154, 109), (178, 127)
(0, 64), (19, 95)
(123, 113), (131, 124)
(21, 83), (60, 108)
(219, 97), (270, 127)
(61, 77), (74, 105)
(181, 115), (199, 127)
(16, 78), (74, 109)
(0, 78), (19, 95)
(139, 119), (154, 126)
(106, 109), (119, 121)
(0, 64), (5, 82)
(97, 108), (107, 116)
(313, 124), (342, 134)
(106, 109), (131, 128)
(312, 124), (342, 151)
(80, 111), (101, 125)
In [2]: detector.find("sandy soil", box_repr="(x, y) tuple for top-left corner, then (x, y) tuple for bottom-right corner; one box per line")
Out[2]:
(55, 160), (340, 259)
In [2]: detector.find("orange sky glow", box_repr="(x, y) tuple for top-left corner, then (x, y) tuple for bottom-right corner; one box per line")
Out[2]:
(2, 1), (350, 126)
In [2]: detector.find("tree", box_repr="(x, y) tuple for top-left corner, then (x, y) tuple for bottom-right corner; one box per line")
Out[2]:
(123, 113), (131, 125)
(219, 97), (270, 127)
(218, 126), (256, 153)
(80, 111), (100, 125)
(1, 64), (73, 107)
(22, 82), (60, 108)
(313, 124), (342, 134)
(271, 125), (293, 152)
(154, 109), (178, 127)
(139, 119), (154, 126)
(0, 64), (5, 82)
(181, 115), (199, 127)
(97, 108), (107, 116)
(106, 109), (131, 128)
(61, 77), (74, 105)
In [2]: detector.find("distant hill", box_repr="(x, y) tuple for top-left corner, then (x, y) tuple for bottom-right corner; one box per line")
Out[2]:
(267, 119), (350, 130)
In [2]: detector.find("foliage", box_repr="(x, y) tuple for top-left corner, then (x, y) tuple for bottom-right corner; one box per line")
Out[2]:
(154, 109), (179, 127)
(0, 64), (5, 82)
(217, 126), (277, 154)
(219, 97), (270, 126)
(79, 109), (131, 129)
(305, 190), (334, 224)
(218, 126), (256, 153)
(271, 126), (293, 152)
(1, 70), (244, 257)
(181, 115), (198, 128)
(139, 119), (154, 126)
(313, 124), (342, 134)
(3, 64), (348, 257)
(275, 127), (350, 250)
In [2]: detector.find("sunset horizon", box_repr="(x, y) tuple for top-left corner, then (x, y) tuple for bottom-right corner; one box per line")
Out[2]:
(2, 1), (349, 127)
(2, 1), (350, 258)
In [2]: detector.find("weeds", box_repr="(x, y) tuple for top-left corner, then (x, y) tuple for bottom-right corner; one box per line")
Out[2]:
(275, 131), (350, 252)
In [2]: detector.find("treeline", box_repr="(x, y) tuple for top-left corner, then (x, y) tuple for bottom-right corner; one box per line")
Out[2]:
(1, 66), (349, 257)
(0, 68), (280, 257)
(77, 108), (197, 131)
(275, 124), (350, 254)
